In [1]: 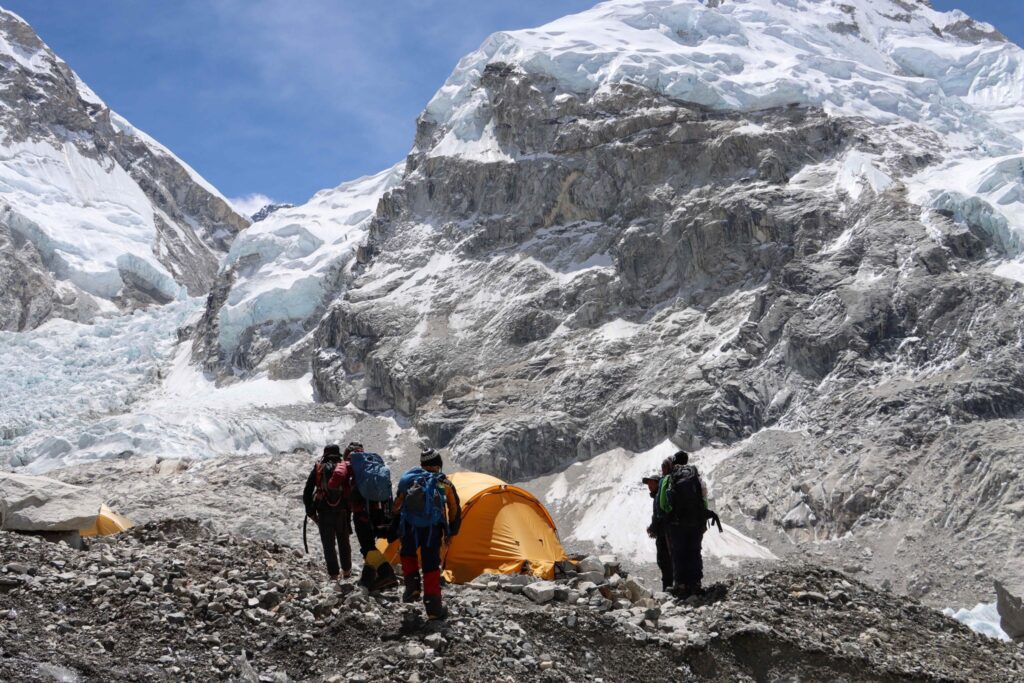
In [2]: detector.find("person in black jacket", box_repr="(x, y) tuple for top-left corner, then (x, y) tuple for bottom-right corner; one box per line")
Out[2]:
(302, 445), (353, 579)
(662, 450), (722, 599)
(644, 456), (676, 591)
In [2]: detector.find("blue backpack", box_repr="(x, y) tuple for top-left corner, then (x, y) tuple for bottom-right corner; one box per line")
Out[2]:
(402, 471), (447, 529)
(349, 452), (393, 502)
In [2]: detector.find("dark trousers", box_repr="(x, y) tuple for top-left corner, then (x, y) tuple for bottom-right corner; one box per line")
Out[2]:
(400, 525), (443, 597)
(316, 504), (352, 577)
(668, 524), (704, 587)
(352, 508), (376, 558)
(655, 528), (673, 591)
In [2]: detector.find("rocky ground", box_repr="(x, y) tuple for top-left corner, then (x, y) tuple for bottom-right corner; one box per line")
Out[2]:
(2, 519), (1022, 682)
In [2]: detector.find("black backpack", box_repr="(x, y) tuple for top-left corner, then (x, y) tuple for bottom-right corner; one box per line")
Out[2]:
(667, 465), (705, 527)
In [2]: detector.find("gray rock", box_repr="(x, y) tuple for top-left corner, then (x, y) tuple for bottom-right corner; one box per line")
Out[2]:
(625, 578), (652, 603)
(576, 556), (605, 575)
(577, 571), (607, 585)
(995, 580), (1024, 642)
(523, 581), (557, 604)
(0, 472), (103, 532)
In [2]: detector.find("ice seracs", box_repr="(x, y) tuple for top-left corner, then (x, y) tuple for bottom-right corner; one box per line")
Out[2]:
(193, 164), (403, 372)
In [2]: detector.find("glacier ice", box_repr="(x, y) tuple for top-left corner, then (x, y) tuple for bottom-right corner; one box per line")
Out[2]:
(214, 164), (404, 357)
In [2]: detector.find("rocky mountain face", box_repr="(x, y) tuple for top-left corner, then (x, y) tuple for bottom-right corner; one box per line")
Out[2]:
(0, 9), (247, 331)
(187, 0), (1024, 596)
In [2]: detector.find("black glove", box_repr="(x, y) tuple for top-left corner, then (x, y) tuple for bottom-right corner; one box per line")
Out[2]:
(305, 506), (318, 523)
(706, 510), (724, 534)
(448, 519), (461, 538)
(386, 516), (401, 543)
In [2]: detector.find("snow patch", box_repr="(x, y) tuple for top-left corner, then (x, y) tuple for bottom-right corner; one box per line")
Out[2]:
(531, 439), (776, 568)
(836, 151), (894, 201)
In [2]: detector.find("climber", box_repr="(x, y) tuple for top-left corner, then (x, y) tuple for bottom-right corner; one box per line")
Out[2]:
(345, 442), (377, 558)
(659, 450), (723, 599)
(345, 442), (399, 591)
(302, 444), (354, 580)
(392, 448), (462, 620)
(643, 456), (676, 591)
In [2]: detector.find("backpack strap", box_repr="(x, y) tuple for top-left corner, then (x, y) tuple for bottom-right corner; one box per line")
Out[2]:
(657, 475), (673, 515)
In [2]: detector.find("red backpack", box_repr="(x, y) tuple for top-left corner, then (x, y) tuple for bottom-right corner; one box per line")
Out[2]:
(315, 457), (352, 507)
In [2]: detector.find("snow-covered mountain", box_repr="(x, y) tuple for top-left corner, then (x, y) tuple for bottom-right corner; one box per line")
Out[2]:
(4, 0), (1024, 604)
(0, 8), (248, 331)
(196, 0), (1024, 597)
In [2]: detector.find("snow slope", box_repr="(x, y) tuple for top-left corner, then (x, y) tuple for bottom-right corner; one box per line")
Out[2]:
(214, 164), (404, 358)
(0, 139), (184, 301)
(423, 0), (1024, 256)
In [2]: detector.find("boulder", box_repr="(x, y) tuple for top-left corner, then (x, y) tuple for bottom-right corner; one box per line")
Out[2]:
(599, 555), (620, 576)
(995, 581), (1024, 642)
(0, 472), (102, 532)
(577, 556), (605, 574)
(624, 577), (652, 603)
(523, 581), (558, 604)
(576, 571), (606, 585)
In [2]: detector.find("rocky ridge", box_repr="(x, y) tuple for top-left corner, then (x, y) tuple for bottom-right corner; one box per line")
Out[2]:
(2, 519), (1022, 682)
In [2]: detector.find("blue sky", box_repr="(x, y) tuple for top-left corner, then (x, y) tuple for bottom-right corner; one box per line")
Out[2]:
(4, 1), (1021, 212)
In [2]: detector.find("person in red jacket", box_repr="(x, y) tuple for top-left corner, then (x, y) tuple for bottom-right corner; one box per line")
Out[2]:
(302, 445), (354, 579)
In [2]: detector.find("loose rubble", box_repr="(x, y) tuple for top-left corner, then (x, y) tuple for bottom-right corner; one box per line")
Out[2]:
(2, 520), (1022, 682)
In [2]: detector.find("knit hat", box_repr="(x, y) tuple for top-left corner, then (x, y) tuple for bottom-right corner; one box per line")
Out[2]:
(323, 444), (342, 458)
(420, 448), (442, 468)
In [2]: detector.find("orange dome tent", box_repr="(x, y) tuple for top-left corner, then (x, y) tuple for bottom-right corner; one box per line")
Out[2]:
(380, 472), (568, 584)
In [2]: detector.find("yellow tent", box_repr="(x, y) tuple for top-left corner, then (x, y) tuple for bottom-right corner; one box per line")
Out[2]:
(80, 504), (134, 538)
(381, 472), (568, 583)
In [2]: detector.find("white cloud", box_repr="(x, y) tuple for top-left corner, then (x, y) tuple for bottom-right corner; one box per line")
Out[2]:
(229, 193), (277, 217)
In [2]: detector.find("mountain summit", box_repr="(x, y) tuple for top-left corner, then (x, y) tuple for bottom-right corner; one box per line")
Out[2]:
(0, 8), (247, 331)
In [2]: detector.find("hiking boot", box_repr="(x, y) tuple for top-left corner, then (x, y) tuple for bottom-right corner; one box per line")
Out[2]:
(670, 584), (692, 599)
(424, 595), (448, 621)
(373, 562), (400, 591)
(342, 570), (352, 579)
(403, 572), (422, 604)
(358, 564), (377, 589)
